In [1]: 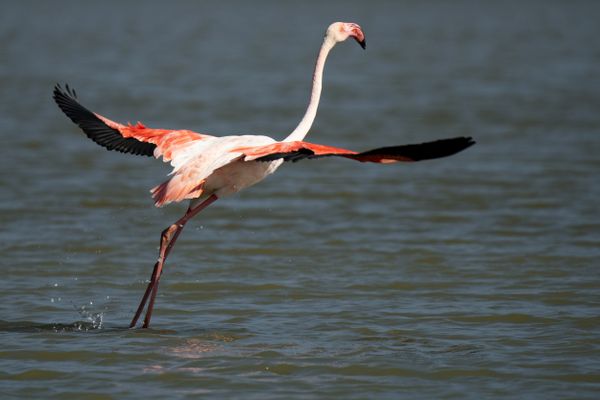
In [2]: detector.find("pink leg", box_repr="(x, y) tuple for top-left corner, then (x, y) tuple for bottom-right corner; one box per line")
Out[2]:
(128, 262), (159, 328)
(129, 194), (218, 328)
(128, 224), (178, 329)
(129, 215), (192, 328)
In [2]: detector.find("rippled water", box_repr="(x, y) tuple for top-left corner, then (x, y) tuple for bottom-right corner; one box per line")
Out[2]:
(1, 1), (599, 398)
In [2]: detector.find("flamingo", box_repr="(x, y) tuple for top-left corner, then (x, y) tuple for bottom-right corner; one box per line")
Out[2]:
(53, 22), (474, 329)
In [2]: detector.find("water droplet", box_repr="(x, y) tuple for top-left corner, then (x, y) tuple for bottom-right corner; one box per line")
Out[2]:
(75, 304), (104, 330)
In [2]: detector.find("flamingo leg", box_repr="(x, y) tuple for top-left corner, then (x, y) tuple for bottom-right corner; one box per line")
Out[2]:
(129, 224), (189, 328)
(129, 194), (218, 328)
(128, 224), (178, 329)
(128, 261), (159, 328)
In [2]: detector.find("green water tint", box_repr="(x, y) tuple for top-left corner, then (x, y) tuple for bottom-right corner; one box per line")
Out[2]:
(1, 0), (600, 399)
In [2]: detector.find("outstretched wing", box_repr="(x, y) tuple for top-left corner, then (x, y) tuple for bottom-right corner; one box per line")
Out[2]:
(52, 84), (212, 162)
(237, 137), (475, 163)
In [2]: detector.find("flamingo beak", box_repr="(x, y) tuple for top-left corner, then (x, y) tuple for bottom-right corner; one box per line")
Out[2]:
(352, 27), (366, 49)
(355, 37), (366, 49)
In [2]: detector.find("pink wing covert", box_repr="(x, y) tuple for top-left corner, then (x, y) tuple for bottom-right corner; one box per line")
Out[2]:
(237, 137), (475, 163)
(53, 84), (212, 162)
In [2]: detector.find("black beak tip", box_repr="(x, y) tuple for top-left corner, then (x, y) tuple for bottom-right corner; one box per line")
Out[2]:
(354, 37), (366, 50)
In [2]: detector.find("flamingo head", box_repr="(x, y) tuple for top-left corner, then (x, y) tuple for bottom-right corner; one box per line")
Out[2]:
(326, 22), (366, 49)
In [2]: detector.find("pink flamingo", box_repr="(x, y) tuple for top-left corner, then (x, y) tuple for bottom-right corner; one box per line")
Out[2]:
(53, 22), (474, 328)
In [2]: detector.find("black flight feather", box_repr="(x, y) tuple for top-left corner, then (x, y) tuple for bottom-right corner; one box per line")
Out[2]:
(52, 84), (156, 157)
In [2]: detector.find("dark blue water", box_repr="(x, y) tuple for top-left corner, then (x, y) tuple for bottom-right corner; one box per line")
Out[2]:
(1, 1), (599, 398)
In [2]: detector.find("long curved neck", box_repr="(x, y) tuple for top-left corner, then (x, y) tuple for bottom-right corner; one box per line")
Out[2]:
(285, 36), (336, 142)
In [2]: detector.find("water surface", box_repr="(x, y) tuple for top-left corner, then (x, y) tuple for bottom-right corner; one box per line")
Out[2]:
(1, 1), (599, 398)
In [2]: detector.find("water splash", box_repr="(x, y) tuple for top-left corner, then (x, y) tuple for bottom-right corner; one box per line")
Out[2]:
(46, 303), (106, 333)
(71, 304), (104, 331)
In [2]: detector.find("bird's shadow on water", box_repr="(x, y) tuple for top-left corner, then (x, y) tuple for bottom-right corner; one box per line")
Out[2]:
(0, 317), (248, 339)
(0, 320), (111, 333)
(0, 303), (114, 333)
(0, 298), (181, 334)
(0, 304), (119, 333)
(0, 319), (123, 334)
(0, 319), (211, 338)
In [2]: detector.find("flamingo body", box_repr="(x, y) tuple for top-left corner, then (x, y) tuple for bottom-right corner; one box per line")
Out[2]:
(151, 135), (283, 206)
(53, 22), (474, 328)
